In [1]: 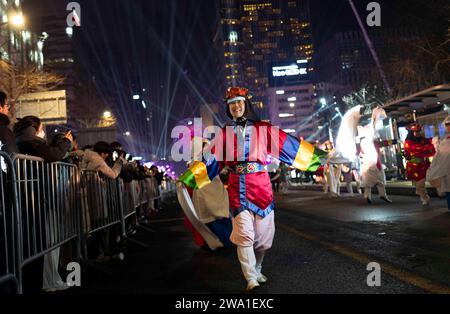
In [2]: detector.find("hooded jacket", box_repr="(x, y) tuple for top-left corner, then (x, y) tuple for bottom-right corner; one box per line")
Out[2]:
(0, 113), (18, 156)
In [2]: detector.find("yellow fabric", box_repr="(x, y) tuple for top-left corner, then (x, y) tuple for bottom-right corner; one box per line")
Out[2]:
(293, 141), (314, 171)
(190, 161), (211, 189)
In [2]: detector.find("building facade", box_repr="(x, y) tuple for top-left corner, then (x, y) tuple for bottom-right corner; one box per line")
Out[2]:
(314, 28), (425, 94)
(218, 0), (313, 119)
(40, 14), (78, 128)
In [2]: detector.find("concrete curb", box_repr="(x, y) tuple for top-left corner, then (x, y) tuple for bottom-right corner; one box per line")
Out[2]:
(288, 184), (441, 197)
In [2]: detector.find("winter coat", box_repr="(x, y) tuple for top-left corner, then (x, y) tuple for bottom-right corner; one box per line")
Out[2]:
(79, 149), (122, 179)
(16, 126), (71, 162)
(0, 113), (18, 156)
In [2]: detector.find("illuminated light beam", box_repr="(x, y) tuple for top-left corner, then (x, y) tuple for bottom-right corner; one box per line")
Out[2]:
(137, 22), (223, 125)
(348, 0), (391, 93)
(155, 2), (204, 158)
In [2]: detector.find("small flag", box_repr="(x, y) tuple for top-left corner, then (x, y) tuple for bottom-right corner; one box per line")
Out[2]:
(280, 135), (328, 172)
(178, 159), (219, 190)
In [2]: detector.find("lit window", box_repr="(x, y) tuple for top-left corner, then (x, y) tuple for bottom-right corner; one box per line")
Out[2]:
(279, 113), (294, 118)
(229, 31), (238, 43)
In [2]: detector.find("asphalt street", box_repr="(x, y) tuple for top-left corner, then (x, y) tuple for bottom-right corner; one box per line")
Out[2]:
(60, 189), (450, 294)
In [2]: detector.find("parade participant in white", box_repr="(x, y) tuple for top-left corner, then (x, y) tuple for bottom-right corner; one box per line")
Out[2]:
(426, 115), (450, 211)
(358, 107), (392, 204)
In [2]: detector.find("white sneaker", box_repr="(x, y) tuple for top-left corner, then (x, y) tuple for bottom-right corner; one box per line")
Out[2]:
(246, 280), (260, 292)
(257, 274), (267, 284)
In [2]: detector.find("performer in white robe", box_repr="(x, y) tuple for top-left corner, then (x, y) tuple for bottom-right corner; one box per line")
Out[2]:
(328, 105), (363, 196)
(358, 107), (392, 204)
(426, 115), (450, 211)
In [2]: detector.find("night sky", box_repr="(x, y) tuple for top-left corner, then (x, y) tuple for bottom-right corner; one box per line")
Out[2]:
(23, 0), (444, 157)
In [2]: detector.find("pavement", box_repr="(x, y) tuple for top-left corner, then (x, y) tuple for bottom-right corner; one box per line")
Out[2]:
(59, 188), (450, 295)
(289, 180), (441, 196)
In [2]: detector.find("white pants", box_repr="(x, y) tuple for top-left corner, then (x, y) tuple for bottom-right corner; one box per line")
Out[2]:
(324, 165), (341, 195)
(230, 211), (275, 283)
(364, 183), (387, 199)
(414, 179), (430, 202)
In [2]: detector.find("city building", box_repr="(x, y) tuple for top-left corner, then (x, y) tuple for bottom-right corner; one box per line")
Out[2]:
(314, 27), (425, 95)
(40, 14), (78, 126)
(217, 0), (313, 119)
(267, 59), (317, 139)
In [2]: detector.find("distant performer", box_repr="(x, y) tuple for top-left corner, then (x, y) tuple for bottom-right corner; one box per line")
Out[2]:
(427, 116), (450, 211)
(404, 123), (436, 205)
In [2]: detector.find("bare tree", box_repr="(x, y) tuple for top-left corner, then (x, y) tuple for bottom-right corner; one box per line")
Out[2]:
(0, 58), (65, 111)
(382, 37), (449, 99)
(342, 84), (390, 111)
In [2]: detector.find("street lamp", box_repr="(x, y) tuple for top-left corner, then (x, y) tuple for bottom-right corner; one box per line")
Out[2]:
(0, 13), (25, 28)
(10, 13), (24, 28)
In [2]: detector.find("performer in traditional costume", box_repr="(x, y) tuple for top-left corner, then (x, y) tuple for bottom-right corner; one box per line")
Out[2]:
(427, 116), (450, 210)
(328, 105), (364, 196)
(321, 141), (338, 195)
(358, 106), (393, 204)
(403, 123), (436, 205)
(177, 87), (327, 292)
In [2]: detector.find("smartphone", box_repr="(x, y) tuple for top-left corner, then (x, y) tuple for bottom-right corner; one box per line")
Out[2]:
(125, 153), (130, 160)
(113, 151), (119, 161)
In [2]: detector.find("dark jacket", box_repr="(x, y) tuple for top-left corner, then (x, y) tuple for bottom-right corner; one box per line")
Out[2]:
(0, 113), (18, 156)
(16, 126), (72, 162)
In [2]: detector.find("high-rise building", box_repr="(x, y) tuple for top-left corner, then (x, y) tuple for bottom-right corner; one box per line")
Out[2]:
(218, 0), (313, 119)
(314, 28), (425, 95)
(39, 14), (78, 127)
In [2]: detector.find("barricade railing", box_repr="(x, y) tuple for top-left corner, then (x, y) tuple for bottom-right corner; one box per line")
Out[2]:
(79, 170), (123, 260)
(120, 178), (160, 240)
(13, 154), (80, 293)
(1, 154), (178, 293)
(0, 152), (20, 293)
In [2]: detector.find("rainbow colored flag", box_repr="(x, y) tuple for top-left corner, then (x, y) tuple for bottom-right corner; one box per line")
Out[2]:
(178, 160), (219, 190)
(279, 134), (328, 172)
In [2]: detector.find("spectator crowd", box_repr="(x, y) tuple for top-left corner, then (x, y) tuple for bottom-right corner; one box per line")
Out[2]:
(0, 90), (174, 294)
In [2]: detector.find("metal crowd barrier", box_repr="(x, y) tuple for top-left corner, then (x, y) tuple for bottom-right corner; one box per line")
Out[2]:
(120, 178), (160, 239)
(0, 152), (20, 293)
(80, 170), (123, 260)
(13, 154), (80, 294)
(1, 153), (178, 293)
